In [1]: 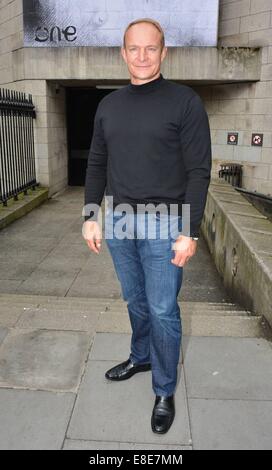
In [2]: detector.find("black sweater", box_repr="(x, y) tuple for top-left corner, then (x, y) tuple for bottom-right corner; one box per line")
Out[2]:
(84, 73), (211, 237)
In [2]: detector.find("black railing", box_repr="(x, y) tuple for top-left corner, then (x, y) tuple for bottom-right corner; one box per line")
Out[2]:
(219, 163), (243, 188)
(0, 88), (37, 206)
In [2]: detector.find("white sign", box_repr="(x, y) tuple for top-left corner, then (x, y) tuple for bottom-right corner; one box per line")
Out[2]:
(23, 0), (219, 47)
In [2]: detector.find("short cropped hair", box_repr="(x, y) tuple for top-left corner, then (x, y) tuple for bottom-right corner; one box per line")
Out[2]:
(123, 18), (165, 49)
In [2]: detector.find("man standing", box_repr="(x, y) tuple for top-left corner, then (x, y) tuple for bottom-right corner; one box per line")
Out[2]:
(83, 18), (211, 434)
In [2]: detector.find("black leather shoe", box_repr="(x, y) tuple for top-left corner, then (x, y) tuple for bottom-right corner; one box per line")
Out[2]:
(105, 358), (151, 381)
(151, 395), (175, 434)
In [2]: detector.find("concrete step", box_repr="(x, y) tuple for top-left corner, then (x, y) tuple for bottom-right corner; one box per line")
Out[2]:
(0, 295), (250, 316)
(105, 307), (251, 316)
(0, 294), (112, 309)
(97, 312), (268, 338)
(0, 294), (270, 339)
(0, 304), (250, 317)
(0, 294), (247, 311)
(0, 294), (246, 307)
(0, 293), (113, 303)
(108, 300), (248, 311)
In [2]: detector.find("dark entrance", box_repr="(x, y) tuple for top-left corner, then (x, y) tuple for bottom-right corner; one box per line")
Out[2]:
(66, 87), (114, 186)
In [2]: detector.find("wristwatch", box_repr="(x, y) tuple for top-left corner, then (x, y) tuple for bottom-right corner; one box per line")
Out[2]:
(191, 237), (199, 241)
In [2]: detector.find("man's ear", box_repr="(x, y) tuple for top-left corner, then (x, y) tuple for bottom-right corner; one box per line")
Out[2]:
(120, 46), (127, 63)
(161, 46), (167, 62)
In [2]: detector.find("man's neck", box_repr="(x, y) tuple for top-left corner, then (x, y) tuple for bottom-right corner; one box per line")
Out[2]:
(130, 71), (161, 86)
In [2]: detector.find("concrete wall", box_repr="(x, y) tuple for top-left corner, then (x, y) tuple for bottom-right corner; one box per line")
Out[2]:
(202, 178), (272, 328)
(195, 0), (272, 196)
(45, 82), (68, 195)
(0, 0), (23, 85)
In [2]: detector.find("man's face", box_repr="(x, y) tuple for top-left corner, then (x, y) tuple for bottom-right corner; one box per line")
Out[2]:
(121, 22), (167, 83)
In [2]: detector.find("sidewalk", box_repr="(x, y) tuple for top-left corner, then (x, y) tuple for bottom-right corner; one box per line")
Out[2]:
(0, 187), (272, 450)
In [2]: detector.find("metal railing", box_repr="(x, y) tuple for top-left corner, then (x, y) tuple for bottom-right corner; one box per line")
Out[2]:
(0, 88), (37, 206)
(219, 163), (243, 188)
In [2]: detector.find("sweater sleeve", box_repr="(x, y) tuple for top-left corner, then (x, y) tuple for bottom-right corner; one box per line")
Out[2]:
(179, 93), (212, 237)
(84, 102), (108, 221)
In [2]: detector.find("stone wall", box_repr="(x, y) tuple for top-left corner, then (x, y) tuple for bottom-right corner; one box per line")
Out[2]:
(195, 0), (272, 195)
(0, 0), (23, 86)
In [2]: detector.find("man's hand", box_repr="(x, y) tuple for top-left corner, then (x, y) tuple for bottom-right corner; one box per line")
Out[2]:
(82, 220), (102, 254)
(171, 235), (197, 267)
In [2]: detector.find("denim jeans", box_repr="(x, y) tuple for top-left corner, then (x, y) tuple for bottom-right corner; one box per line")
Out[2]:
(105, 209), (183, 397)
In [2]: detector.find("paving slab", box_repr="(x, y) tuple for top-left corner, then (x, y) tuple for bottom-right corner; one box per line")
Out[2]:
(63, 439), (120, 450)
(97, 313), (132, 333)
(16, 306), (100, 331)
(61, 231), (86, 245)
(68, 274), (121, 299)
(0, 261), (38, 281)
(88, 333), (137, 362)
(0, 329), (91, 392)
(35, 248), (89, 272)
(89, 332), (183, 363)
(67, 247), (121, 298)
(16, 269), (81, 296)
(0, 306), (25, 326)
(0, 280), (23, 293)
(0, 248), (53, 264)
(0, 389), (75, 450)
(183, 336), (272, 400)
(189, 398), (272, 450)
(119, 443), (191, 450)
(0, 234), (58, 249)
(67, 360), (190, 446)
(48, 242), (90, 258)
(0, 327), (8, 345)
(63, 439), (191, 450)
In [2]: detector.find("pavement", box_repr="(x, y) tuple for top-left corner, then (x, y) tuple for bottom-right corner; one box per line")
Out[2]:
(0, 186), (272, 450)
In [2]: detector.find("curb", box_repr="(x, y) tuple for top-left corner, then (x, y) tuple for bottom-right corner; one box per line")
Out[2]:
(0, 186), (49, 230)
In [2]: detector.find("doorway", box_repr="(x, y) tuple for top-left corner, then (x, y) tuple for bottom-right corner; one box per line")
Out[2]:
(66, 87), (114, 186)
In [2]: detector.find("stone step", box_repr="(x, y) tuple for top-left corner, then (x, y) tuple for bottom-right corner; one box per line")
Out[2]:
(0, 294), (270, 339)
(0, 304), (250, 318)
(108, 301), (247, 310)
(0, 295), (253, 316)
(0, 294), (243, 309)
(0, 293), (113, 303)
(105, 307), (250, 316)
(0, 296), (247, 312)
(97, 312), (268, 338)
(0, 299), (250, 316)
(0, 294), (112, 309)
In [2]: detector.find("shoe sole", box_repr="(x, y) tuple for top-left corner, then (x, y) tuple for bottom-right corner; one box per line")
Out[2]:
(105, 364), (151, 381)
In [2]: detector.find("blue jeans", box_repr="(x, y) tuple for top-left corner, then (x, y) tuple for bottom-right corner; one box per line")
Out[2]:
(105, 209), (183, 397)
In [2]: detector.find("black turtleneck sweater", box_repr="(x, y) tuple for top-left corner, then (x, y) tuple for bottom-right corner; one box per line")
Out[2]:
(84, 73), (211, 237)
